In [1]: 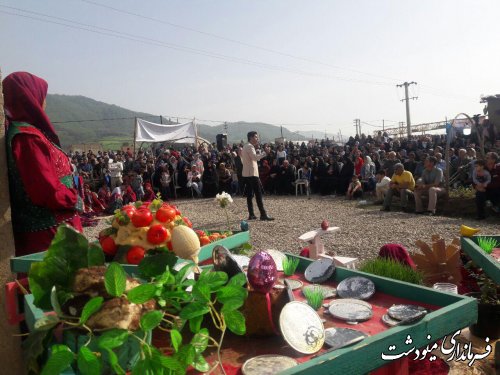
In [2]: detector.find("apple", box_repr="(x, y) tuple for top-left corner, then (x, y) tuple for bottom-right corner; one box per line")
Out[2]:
(321, 220), (329, 231)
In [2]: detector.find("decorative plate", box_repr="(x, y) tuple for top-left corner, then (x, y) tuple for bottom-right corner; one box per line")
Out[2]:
(279, 301), (325, 354)
(324, 327), (368, 350)
(242, 355), (298, 375)
(328, 299), (373, 323)
(304, 258), (336, 283)
(387, 305), (427, 321)
(337, 276), (375, 300)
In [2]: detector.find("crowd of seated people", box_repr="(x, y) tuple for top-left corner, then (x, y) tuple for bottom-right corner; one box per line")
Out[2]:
(69, 126), (499, 221)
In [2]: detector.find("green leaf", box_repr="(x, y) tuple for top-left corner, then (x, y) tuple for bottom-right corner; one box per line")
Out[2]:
(140, 310), (164, 331)
(41, 344), (74, 375)
(34, 315), (60, 331)
(199, 271), (228, 291)
(97, 329), (129, 350)
(191, 284), (210, 302)
(87, 243), (105, 267)
(22, 328), (55, 375)
(191, 328), (209, 354)
(106, 349), (125, 375)
(50, 287), (63, 316)
(179, 302), (210, 320)
(79, 297), (103, 325)
(216, 285), (248, 304)
(139, 252), (178, 279)
(189, 315), (203, 334)
(152, 349), (184, 374)
(105, 262), (127, 297)
(170, 329), (182, 352)
(132, 358), (159, 375)
(175, 263), (194, 284)
(77, 346), (101, 375)
(224, 310), (246, 335)
(29, 225), (90, 309)
(221, 298), (244, 313)
(228, 272), (247, 287)
(193, 355), (210, 372)
(175, 344), (196, 367)
(127, 284), (157, 304)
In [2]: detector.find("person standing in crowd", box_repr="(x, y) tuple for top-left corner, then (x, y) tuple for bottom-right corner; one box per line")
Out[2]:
(475, 152), (500, 220)
(414, 156), (444, 216)
(3, 72), (83, 256)
(241, 131), (274, 220)
(108, 155), (123, 189)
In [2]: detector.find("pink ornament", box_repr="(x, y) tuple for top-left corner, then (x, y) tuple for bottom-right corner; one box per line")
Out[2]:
(247, 251), (277, 293)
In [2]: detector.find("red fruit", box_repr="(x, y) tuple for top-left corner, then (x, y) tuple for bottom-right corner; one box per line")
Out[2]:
(171, 205), (181, 216)
(147, 224), (169, 245)
(208, 234), (218, 242)
(122, 205), (136, 217)
(166, 241), (173, 251)
(100, 236), (118, 256)
(183, 217), (193, 228)
(321, 220), (329, 231)
(126, 246), (145, 264)
(195, 230), (205, 237)
(199, 236), (211, 246)
(156, 206), (177, 223)
(131, 209), (154, 227)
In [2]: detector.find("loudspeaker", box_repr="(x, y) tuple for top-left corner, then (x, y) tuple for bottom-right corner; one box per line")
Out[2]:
(216, 133), (227, 151)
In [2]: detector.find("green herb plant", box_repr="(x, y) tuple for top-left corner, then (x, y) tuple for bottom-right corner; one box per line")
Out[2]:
(477, 237), (500, 254)
(282, 256), (300, 277)
(25, 225), (248, 375)
(464, 260), (500, 305)
(303, 286), (324, 310)
(359, 258), (424, 285)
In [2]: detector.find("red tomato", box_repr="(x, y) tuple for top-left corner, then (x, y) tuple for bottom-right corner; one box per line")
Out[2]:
(156, 206), (176, 223)
(147, 224), (169, 245)
(171, 205), (181, 216)
(183, 217), (193, 228)
(195, 230), (205, 237)
(200, 236), (211, 246)
(131, 209), (153, 227)
(122, 205), (136, 217)
(166, 241), (173, 251)
(100, 236), (118, 256)
(126, 246), (145, 264)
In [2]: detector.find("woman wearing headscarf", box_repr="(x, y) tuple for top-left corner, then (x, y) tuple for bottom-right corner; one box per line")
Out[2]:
(3, 72), (83, 256)
(360, 155), (376, 192)
(106, 187), (123, 214)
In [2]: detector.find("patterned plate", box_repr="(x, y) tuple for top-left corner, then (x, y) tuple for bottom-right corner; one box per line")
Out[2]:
(337, 276), (375, 300)
(279, 301), (325, 354)
(242, 355), (298, 375)
(328, 299), (373, 322)
(387, 305), (427, 321)
(304, 258), (336, 283)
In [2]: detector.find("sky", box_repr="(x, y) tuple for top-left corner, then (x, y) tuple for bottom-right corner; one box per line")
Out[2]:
(1, 0), (499, 139)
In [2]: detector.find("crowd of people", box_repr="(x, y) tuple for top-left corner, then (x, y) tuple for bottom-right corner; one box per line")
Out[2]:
(72, 128), (500, 221)
(3, 71), (499, 257)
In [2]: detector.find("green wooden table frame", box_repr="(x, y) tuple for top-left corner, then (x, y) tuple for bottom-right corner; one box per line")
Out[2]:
(460, 235), (500, 284)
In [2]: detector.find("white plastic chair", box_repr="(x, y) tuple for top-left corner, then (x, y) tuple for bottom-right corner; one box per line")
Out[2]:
(295, 168), (310, 198)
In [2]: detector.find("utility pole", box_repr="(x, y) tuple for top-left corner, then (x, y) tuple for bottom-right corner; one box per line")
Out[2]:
(396, 81), (418, 138)
(353, 119), (360, 137)
(382, 119), (385, 131)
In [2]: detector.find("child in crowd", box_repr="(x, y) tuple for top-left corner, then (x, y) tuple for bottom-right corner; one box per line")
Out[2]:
(472, 159), (491, 192)
(347, 174), (363, 200)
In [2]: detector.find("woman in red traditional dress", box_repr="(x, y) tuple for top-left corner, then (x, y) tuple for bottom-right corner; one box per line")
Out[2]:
(3, 72), (83, 256)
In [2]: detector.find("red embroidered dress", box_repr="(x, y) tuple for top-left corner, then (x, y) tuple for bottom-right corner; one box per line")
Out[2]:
(3, 72), (82, 256)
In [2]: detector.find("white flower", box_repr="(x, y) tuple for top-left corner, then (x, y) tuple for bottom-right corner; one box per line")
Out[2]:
(215, 192), (233, 208)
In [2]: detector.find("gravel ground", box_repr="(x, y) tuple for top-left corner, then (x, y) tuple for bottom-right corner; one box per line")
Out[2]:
(84, 195), (499, 262)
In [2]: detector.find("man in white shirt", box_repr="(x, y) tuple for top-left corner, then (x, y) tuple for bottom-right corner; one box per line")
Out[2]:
(108, 156), (124, 189)
(374, 170), (391, 204)
(241, 131), (274, 221)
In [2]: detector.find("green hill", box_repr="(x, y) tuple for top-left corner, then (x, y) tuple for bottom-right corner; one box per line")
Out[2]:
(45, 94), (331, 148)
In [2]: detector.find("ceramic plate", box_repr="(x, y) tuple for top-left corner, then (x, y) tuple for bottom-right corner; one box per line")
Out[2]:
(242, 355), (298, 375)
(328, 299), (373, 322)
(381, 313), (400, 327)
(212, 245), (246, 279)
(265, 249), (287, 272)
(282, 278), (303, 290)
(324, 327), (368, 350)
(337, 276), (375, 300)
(387, 305), (427, 321)
(304, 258), (336, 284)
(279, 301), (325, 354)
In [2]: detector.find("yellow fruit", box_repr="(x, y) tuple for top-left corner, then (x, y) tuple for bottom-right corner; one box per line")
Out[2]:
(460, 224), (480, 237)
(170, 225), (201, 264)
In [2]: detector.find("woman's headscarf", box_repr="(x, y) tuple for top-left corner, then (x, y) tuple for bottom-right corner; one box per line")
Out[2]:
(3, 72), (60, 146)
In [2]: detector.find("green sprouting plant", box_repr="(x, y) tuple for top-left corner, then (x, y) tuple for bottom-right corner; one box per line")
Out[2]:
(359, 258), (424, 285)
(477, 237), (500, 254)
(282, 256), (300, 276)
(464, 260), (500, 305)
(303, 286), (324, 310)
(25, 225), (248, 375)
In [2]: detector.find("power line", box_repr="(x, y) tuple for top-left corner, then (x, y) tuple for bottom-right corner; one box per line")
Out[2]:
(0, 6), (394, 86)
(79, 0), (401, 83)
